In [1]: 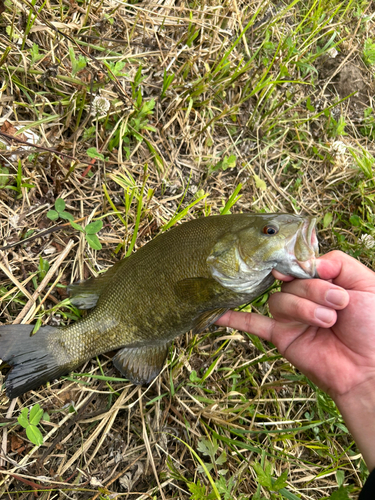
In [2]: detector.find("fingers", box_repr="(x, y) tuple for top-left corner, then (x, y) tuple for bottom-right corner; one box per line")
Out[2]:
(268, 291), (337, 327)
(272, 269), (295, 281)
(215, 310), (274, 342)
(280, 279), (349, 309)
(316, 251), (375, 290)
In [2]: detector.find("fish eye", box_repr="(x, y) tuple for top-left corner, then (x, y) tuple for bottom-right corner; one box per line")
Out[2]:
(262, 225), (278, 236)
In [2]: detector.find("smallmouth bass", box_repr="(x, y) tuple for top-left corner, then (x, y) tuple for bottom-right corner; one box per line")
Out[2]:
(0, 213), (319, 399)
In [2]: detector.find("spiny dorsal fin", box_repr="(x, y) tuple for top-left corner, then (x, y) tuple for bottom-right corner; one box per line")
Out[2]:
(67, 259), (125, 309)
(112, 342), (171, 385)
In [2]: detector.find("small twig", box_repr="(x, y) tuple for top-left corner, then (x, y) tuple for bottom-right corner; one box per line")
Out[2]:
(0, 130), (93, 166)
(139, 388), (167, 500)
(0, 261), (32, 300)
(0, 217), (88, 252)
(13, 240), (75, 325)
(90, 451), (148, 500)
(0, 399), (17, 469)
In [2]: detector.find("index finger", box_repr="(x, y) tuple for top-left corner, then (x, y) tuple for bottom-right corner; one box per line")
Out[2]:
(215, 310), (275, 342)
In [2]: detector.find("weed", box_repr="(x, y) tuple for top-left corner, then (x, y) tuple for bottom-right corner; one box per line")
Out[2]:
(161, 69), (175, 99)
(38, 256), (50, 281)
(30, 43), (44, 65)
(108, 98), (156, 158)
(363, 38), (375, 66)
(47, 198), (74, 222)
(0, 166), (9, 187)
(87, 147), (106, 161)
(103, 59), (128, 79)
(325, 111), (347, 138)
(17, 404), (44, 446)
(209, 154), (237, 174)
(197, 437), (227, 475)
(252, 457), (288, 496)
(3, 161), (34, 198)
(71, 219), (103, 250)
(69, 47), (87, 77)
(360, 107), (375, 140)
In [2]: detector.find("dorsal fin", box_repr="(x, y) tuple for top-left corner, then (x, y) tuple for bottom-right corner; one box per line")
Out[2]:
(67, 259), (125, 309)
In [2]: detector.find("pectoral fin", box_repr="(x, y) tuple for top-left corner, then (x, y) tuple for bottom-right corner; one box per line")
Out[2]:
(68, 259), (125, 309)
(112, 342), (171, 385)
(192, 308), (228, 335)
(175, 277), (228, 304)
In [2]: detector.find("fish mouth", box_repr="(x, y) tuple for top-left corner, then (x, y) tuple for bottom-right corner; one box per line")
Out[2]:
(293, 217), (319, 277)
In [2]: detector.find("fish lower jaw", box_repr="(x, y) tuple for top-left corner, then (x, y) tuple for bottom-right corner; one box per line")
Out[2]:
(296, 256), (317, 278)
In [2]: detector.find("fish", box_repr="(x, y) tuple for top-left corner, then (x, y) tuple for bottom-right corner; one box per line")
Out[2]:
(0, 213), (319, 399)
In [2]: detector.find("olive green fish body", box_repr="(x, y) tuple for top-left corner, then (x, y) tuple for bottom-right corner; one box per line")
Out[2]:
(0, 214), (319, 398)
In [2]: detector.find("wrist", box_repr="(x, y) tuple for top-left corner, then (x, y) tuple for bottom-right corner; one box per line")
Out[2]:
(333, 376), (375, 471)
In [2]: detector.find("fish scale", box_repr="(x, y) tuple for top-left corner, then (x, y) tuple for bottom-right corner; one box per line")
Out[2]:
(0, 213), (319, 399)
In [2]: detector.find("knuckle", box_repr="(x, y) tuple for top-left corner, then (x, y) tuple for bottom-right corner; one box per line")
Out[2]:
(294, 296), (307, 317)
(302, 279), (316, 298)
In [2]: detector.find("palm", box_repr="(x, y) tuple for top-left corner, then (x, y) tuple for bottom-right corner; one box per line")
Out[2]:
(272, 291), (375, 397)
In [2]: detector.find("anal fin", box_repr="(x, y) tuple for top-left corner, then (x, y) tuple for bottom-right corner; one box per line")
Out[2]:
(112, 342), (171, 385)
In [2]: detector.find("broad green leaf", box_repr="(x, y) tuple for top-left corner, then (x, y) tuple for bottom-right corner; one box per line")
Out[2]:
(216, 451), (227, 465)
(349, 214), (361, 227)
(55, 198), (65, 212)
(223, 154), (236, 169)
(70, 221), (85, 232)
(86, 147), (105, 160)
(42, 412), (50, 422)
(328, 485), (352, 500)
(47, 210), (59, 220)
(17, 408), (29, 429)
(85, 220), (103, 234)
(29, 404), (43, 425)
(254, 174), (267, 191)
(188, 480), (208, 500)
(0, 166), (9, 187)
(306, 96), (315, 112)
(273, 470), (288, 491)
(32, 317), (42, 334)
(26, 424), (43, 446)
(197, 439), (210, 456)
(86, 233), (102, 250)
(189, 370), (201, 383)
(323, 212), (333, 228)
(252, 461), (273, 489)
(60, 211), (74, 221)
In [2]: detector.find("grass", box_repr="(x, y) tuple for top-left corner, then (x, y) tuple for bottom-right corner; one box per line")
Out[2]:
(0, 0), (374, 498)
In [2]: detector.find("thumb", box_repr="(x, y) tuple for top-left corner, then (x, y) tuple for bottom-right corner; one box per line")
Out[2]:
(317, 251), (375, 290)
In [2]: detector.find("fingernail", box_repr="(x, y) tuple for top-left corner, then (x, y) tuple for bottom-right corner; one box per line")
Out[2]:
(315, 307), (335, 324)
(326, 289), (347, 307)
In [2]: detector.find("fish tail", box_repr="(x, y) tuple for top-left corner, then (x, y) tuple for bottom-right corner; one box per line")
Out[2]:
(0, 325), (70, 399)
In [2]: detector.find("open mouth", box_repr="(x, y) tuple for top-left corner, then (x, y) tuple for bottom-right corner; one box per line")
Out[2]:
(295, 218), (319, 277)
(304, 218), (319, 257)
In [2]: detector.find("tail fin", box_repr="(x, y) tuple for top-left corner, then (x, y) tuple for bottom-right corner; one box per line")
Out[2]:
(0, 325), (69, 399)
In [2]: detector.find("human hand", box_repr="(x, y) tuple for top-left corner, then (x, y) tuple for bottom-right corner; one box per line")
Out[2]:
(216, 250), (375, 401)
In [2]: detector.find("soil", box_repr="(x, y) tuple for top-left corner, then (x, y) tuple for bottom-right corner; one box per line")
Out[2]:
(318, 54), (372, 112)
